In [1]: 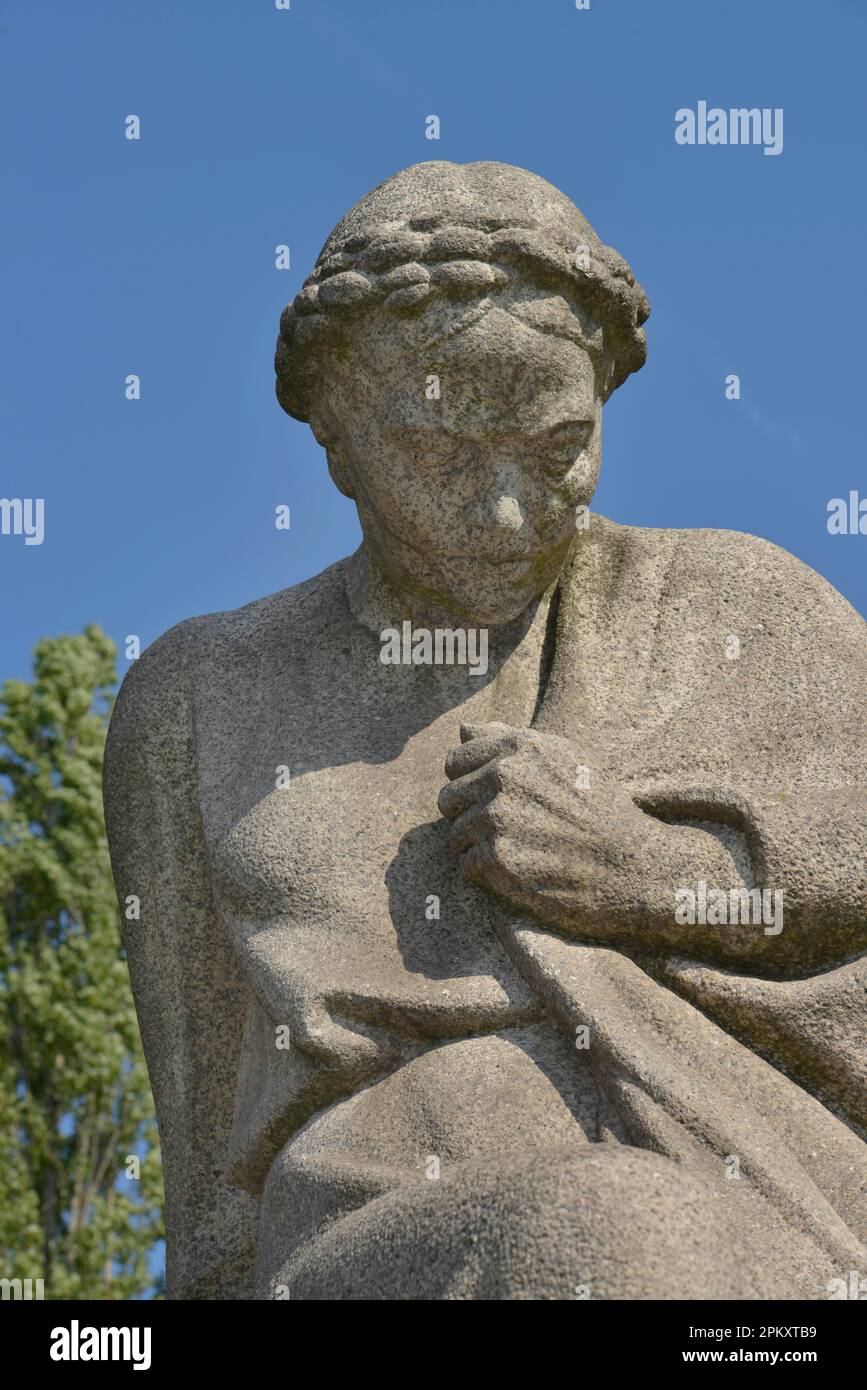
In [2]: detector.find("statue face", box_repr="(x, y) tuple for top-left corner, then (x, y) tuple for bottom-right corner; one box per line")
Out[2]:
(321, 299), (602, 624)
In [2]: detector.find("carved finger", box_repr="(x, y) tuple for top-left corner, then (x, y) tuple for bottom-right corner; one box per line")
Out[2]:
(459, 721), (517, 744)
(438, 761), (502, 818)
(449, 800), (502, 853)
(459, 835), (508, 887)
(445, 728), (522, 780)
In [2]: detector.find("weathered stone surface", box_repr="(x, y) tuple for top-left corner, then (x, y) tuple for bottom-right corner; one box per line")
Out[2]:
(103, 161), (867, 1300)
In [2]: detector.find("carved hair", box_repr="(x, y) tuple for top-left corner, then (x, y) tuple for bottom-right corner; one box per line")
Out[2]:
(275, 217), (650, 422)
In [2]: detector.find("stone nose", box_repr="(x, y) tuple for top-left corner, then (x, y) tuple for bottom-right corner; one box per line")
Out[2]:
(474, 459), (527, 533)
(489, 492), (524, 530)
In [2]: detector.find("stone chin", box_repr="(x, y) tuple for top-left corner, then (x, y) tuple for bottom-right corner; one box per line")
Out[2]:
(418, 558), (564, 627)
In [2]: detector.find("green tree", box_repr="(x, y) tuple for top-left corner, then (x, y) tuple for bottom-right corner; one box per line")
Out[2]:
(0, 625), (164, 1299)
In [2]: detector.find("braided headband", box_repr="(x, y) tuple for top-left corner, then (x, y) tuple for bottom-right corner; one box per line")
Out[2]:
(275, 220), (650, 422)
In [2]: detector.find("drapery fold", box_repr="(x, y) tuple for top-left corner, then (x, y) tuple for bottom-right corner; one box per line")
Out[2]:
(493, 515), (867, 1276)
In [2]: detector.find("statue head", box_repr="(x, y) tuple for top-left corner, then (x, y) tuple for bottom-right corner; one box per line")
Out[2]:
(275, 161), (649, 623)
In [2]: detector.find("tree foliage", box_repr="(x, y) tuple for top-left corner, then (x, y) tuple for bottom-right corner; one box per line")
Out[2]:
(0, 625), (163, 1298)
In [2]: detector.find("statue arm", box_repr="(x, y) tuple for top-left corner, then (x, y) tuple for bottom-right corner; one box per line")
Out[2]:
(103, 620), (257, 1299)
(628, 535), (867, 973)
(548, 527), (867, 974)
(442, 724), (867, 975)
(628, 783), (867, 973)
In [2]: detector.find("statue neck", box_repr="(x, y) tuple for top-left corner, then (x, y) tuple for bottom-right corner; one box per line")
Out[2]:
(342, 541), (554, 675)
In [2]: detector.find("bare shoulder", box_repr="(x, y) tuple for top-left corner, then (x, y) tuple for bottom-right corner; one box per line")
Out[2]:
(104, 556), (351, 796)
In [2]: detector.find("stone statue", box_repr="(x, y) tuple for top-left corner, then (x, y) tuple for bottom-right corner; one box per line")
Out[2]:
(103, 161), (867, 1301)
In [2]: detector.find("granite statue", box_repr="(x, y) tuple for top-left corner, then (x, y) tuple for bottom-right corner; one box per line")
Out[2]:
(103, 161), (867, 1300)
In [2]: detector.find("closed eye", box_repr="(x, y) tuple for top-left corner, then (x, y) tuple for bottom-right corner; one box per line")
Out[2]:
(545, 421), (593, 450)
(386, 426), (471, 467)
(537, 424), (593, 476)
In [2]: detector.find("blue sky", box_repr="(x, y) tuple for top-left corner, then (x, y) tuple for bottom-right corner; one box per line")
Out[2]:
(3, 0), (865, 687)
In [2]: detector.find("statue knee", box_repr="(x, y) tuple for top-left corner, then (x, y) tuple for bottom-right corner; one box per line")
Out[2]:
(475, 1144), (746, 1300)
(281, 1143), (748, 1300)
